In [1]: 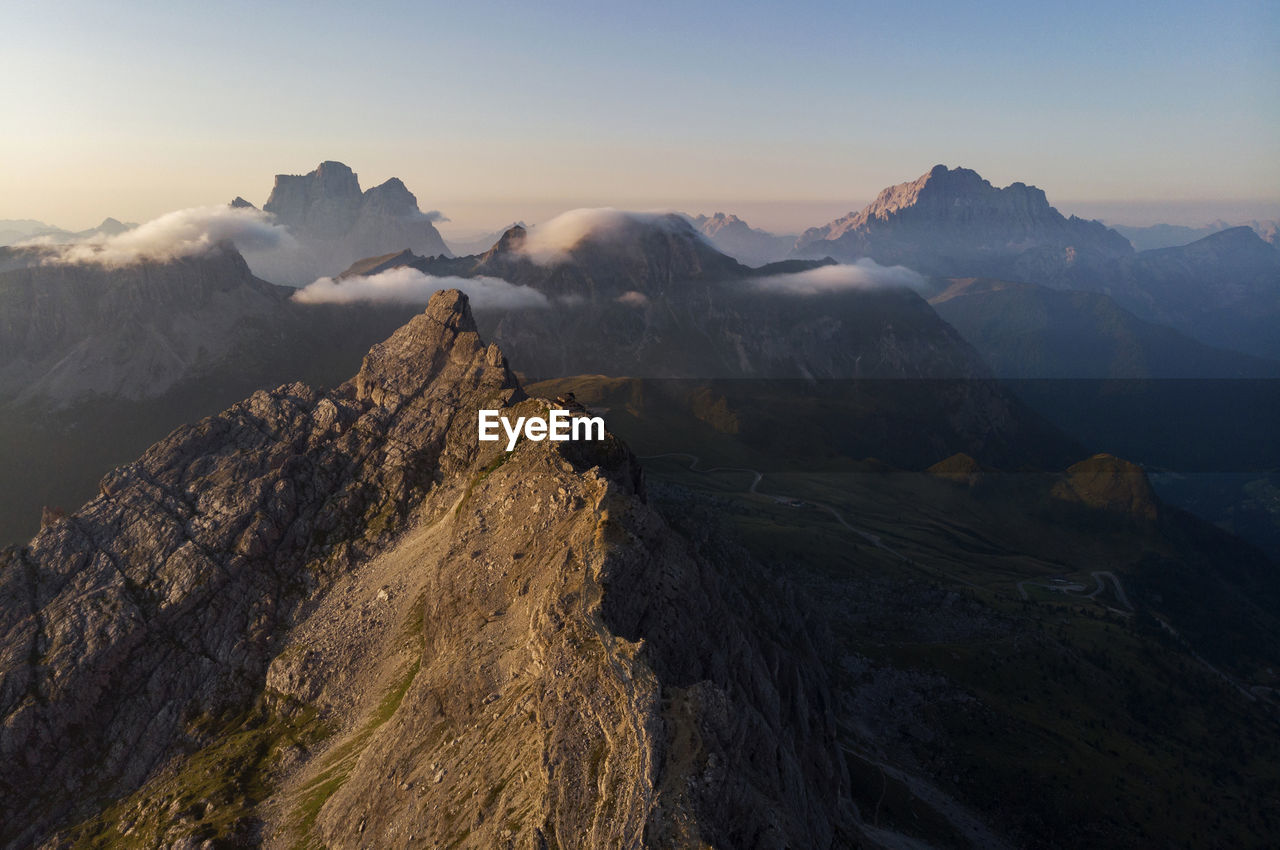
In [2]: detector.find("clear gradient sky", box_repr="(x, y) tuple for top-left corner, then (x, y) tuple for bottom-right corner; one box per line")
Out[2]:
(3, 0), (1277, 233)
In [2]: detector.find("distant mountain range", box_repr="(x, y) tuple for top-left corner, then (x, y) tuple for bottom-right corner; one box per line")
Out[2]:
(343, 215), (997, 382)
(5, 163), (1280, 848)
(793, 165), (1280, 360)
(1, 161), (1275, 547)
(930, 277), (1280, 379)
(1111, 219), (1280, 251)
(0, 216), (136, 247)
(684, 212), (795, 266)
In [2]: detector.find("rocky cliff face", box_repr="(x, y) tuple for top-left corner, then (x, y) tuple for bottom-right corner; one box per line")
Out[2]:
(0, 291), (858, 848)
(254, 161), (451, 285)
(0, 243), (293, 407)
(0, 243), (422, 411)
(795, 165), (1133, 278)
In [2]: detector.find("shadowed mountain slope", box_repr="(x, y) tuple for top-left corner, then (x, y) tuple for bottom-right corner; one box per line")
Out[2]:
(0, 291), (859, 849)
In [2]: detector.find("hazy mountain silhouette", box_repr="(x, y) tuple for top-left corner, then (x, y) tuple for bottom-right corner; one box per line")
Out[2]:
(241, 160), (451, 285)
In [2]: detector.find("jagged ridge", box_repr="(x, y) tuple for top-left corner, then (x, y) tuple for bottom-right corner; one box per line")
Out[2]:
(0, 291), (856, 848)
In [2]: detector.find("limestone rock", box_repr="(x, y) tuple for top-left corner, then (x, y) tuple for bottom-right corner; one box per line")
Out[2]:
(257, 161), (452, 284)
(0, 290), (855, 848)
(794, 164), (1133, 278)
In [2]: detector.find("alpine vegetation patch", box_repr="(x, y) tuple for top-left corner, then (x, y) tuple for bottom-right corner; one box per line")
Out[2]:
(478, 408), (606, 451)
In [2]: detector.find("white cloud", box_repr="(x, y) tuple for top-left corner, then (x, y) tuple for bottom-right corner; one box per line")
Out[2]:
(750, 260), (927, 295)
(292, 266), (549, 309)
(520, 208), (695, 264)
(28, 205), (295, 268)
(615, 290), (649, 307)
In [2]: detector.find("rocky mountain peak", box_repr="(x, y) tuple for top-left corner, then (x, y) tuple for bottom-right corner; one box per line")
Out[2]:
(311, 159), (362, 196)
(251, 161), (452, 283)
(848, 164), (1055, 230)
(263, 160), (364, 238)
(95, 217), (130, 235)
(1194, 224), (1274, 253)
(486, 223), (529, 256)
(352, 288), (518, 408)
(360, 177), (419, 217)
(684, 212), (795, 266)
(229, 196), (256, 209)
(795, 165), (1133, 275)
(0, 282), (858, 847)
(697, 212), (747, 235)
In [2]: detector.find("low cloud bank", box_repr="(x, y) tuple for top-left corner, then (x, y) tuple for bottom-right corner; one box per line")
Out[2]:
(751, 260), (927, 295)
(293, 266), (549, 309)
(27, 206), (294, 268)
(520, 208), (692, 264)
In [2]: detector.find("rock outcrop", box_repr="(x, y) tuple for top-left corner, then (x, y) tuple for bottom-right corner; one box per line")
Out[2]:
(1052, 453), (1159, 521)
(0, 291), (857, 848)
(252, 161), (451, 285)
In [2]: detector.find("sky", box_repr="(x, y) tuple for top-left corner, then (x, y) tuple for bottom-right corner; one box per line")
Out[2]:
(2, 0), (1277, 234)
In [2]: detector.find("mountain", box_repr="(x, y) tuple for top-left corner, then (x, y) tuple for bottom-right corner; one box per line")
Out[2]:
(247, 161), (451, 285)
(428, 214), (751, 299)
(794, 167), (1280, 361)
(3, 288), (1277, 849)
(795, 165), (1133, 279)
(0, 217), (137, 247)
(1110, 219), (1280, 251)
(533, 373), (1280, 848)
(0, 290), (855, 848)
(685, 212), (795, 266)
(1100, 226), (1280, 359)
(929, 276), (1280, 559)
(929, 277), (1280, 378)
(1109, 220), (1233, 251)
(0, 243), (424, 547)
(0, 218), (50, 245)
(0, 242), (416, 409)
(374, 217), (994, 380)
(330, 216), (1080, 470)
(440, 222), (526, 257)
(0, 243), (293, 406)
